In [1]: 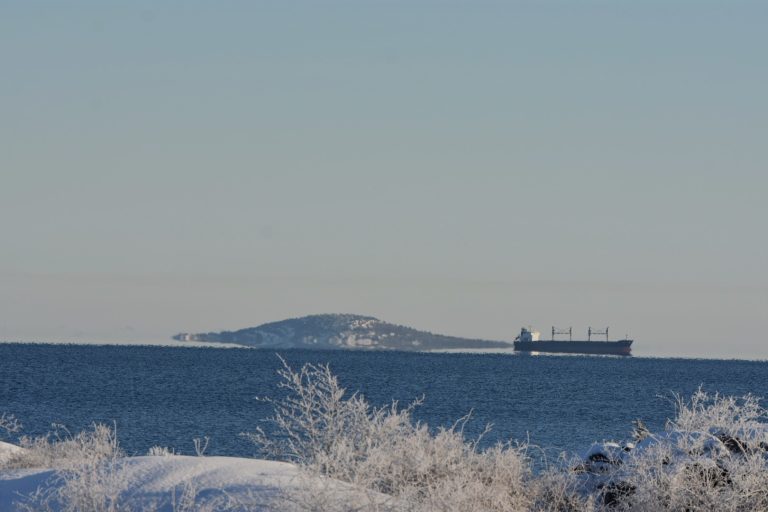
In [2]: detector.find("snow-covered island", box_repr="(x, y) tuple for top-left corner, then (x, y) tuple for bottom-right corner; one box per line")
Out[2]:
(173, 314), (512, 351)
(3, 363), (768, 511)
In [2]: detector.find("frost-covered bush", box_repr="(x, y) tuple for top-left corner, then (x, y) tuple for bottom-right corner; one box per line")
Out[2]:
(147, 445), (176, 457)
(585, 390), (768, 511)
(8, 423), (127, 512)
(1, 412), (22, 437)
(245, 357), (592, 512)
(5, 422), (122, 471)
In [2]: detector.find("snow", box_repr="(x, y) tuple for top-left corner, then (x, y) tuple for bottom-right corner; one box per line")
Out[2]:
(0, 449), (380, 511)
(343, 335), (374, 347)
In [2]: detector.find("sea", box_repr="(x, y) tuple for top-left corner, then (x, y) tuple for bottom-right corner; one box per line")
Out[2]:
(1, 344), (767, 460)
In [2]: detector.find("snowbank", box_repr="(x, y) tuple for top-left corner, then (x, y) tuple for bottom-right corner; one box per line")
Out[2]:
(0, 451), (380, 511)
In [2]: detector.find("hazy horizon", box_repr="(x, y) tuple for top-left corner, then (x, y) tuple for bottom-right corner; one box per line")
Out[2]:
(2, 1), (766, 359)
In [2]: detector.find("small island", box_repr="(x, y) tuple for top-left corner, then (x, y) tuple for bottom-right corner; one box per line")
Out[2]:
(174, 313), (512, 351)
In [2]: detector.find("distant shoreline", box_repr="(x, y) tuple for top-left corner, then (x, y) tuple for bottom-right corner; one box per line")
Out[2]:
(0, 338), (245, 349)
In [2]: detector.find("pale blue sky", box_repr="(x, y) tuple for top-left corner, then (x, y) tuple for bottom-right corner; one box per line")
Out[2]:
(1, 1), (766, 358)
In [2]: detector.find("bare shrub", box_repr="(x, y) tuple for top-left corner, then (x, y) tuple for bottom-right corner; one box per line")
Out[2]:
(9, 423), (127, 512)
(193, 436), (210, 457)
(244, 357), (591, 512)
(147, 445), (176, 456)
(1, 412), (22, 437)
(6, 422), (122, 471)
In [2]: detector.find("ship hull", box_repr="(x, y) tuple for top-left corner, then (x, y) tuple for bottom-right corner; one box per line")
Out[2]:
(513, 339), (632, 356)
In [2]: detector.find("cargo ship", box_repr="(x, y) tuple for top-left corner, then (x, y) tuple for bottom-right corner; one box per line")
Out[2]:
(513, 326), (633, 356)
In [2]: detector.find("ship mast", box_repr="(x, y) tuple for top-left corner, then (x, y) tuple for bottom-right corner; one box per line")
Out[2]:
(551, 326), (572, 341)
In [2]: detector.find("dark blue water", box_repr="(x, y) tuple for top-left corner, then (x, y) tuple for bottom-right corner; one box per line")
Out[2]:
(1, 344), (767, 459)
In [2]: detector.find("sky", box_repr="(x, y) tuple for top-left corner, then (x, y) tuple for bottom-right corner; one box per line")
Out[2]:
(1, 1), (766, 359)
